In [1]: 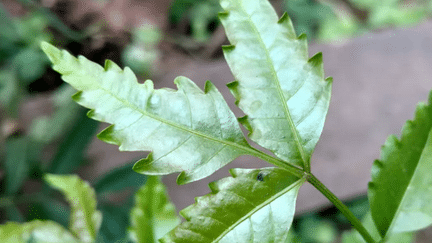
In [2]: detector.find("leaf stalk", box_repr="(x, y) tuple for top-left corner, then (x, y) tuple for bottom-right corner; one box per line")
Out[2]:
(245, 147), (305, 178)
(307, 174), (377, 243)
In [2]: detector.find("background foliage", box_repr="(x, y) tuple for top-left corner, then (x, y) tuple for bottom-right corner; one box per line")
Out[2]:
(1, 0), (432, 242)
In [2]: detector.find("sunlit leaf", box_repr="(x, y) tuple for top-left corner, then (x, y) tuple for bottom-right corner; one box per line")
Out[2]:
(129, 176), (180, 243)
(220, 0), (332, 170)
(41, 42), (255, 184)
(368, 91), (432, 239)
(44, 174), (102, 242)
(161, 168), (304, 242)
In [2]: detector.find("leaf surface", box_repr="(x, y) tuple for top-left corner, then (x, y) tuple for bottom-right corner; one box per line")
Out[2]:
(160, 168), (304, 242)
(368, 91), (432, 238)
(44, 174), (102, 242)
(0, 220), (78, 243)
(220, 0), (332, 169)
(129, 176), (180, 243)
(341, 212), (413, 243)
(41, 42), (252, 184)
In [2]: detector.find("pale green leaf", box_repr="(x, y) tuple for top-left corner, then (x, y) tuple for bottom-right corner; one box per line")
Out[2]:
(341, 212), (414, 243)
(44, 174), (102, 243)
(368, 91), (432, 238)
(41, 42), (254, 184)
(160, 168), (304, 242)
(0, 220), (78, 243)
(129, 176), (180, 243)
(220, 0), (332, 170)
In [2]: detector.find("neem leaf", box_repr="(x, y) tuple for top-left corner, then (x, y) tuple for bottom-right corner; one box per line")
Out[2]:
(220, 0), (332, 170)
(160, 168), (304, 242)
(129, 176), (180, 243)
(0, 220), (78, 243)
(341, 212), (413, 243)
(368, 90), (432, 239)
(44, 174), (102, 243)
(41, 42), (253, 184)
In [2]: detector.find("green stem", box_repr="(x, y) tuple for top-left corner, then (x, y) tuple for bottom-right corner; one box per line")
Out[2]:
(246, 147), (305, 178)
(307, 174), (377, 243)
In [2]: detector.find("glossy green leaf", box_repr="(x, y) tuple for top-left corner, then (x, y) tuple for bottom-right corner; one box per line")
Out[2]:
(160, 168), (304, 242)
(44, 174), (102, 242)
(368, 91), (432, 238)
(0, 220), (78, 243)
(219, 0), (332, 170)
(129, 176), (180, 243)
(341, 212), (414, 243)
(41, 42), (254, 184)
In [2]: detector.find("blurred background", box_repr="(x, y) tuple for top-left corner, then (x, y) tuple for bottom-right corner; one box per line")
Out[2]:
(1, 0), (432, 242)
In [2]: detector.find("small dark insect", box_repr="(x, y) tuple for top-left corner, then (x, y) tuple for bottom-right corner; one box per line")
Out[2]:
(256, 172), (264, 181)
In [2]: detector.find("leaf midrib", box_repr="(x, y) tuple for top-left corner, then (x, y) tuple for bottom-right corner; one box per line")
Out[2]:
(384, 127), (432, 239)
(237, 1), (308, 169)
(95, 77), (256, 157)
(212, 177), (305, 242)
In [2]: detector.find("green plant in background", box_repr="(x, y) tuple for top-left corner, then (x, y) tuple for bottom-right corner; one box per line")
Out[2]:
(0, 5), (52, 117)
(169, 0), (221, 42)
(349, 0), (431, 28)
(122, 23), (162, 79)
(3, 0), (432, 242)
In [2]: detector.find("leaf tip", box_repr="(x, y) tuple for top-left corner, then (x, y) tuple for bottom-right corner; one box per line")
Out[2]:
(222, 45), (236, 52)
(176, 171), (190, 185)
(278, 12), (289, 24)
(204, 80), (216, 93)
(218, 11), (229, 19)
(308, 52), (324, 77)
(238, 115), (252, 132)
(97, 124), (121, 145)
(40, 41), (62, 65)
(132, 153), (153, 173)
(104, 59), (122, 72)
(308, 52), (323, 65)
(71, 91), (83, 102)
(227, 81), (240, 105)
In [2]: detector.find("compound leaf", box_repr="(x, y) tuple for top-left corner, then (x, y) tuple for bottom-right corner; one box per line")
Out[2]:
(41, 42), (253, 184)
(129, 176), (180, 243)
(368, 91), (432, 239)
(160, 168), (304, 242)
(44, 174), (102, 243)
(220, 0), (332, 170)
(0, 220), (78, 243)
